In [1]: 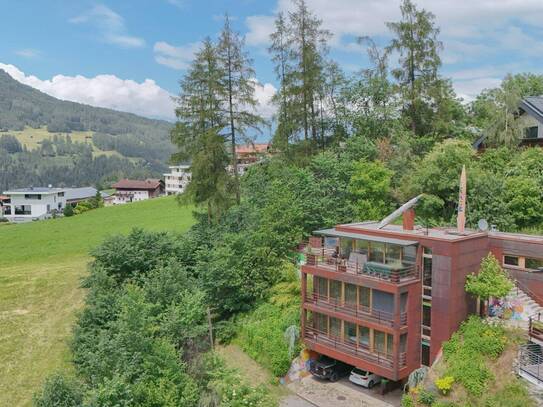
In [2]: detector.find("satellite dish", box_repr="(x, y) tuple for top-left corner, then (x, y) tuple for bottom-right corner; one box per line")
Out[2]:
(477, 219), (489, 231)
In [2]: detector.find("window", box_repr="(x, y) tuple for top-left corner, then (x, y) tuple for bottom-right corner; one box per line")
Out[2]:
(403, 246), (417, 263)
(525, 126), (538, 139)
(504, 255), (519, 266)
(421, 343), (430, 366)
(374, 330), (386, 353)
(330, 317), (341, 338)
(359, 286), (371, 309)
(422, 303), (432, 328)
(58, 192), (64, 197)
(340, 238), (353, 258)
(316, 277), (328, 299)
(423, 256), (432, 287)
(358, 326), (370, 348)
(344, 283), (357, 305)
(369, 242), (385, 263)
(14, 205), (31, 215)
(372, 290), (394, 313)
(400, 292), (408, 313)
(315, 313), (328, 333)
(386, 244), (401, 264)
(526, 258), (543, 270)
(400, 334), (407, 353)
(330, 280), (341, 302)
(386, 333), (393, 356)
(24, 194), (41, 200)
(355, 240), (369, 255)
(344, 322), (357, 344)
(47, 204), (51, 212)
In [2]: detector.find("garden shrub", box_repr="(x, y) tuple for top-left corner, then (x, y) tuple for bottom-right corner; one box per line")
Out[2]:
(435, 375), (454, 395)
(418, 389), (436, 405)
(33, 374), (84, 407)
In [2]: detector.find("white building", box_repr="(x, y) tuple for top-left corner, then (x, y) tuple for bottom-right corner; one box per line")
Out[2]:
(2, 187), (66, 222)
(164, 165), (191, 195)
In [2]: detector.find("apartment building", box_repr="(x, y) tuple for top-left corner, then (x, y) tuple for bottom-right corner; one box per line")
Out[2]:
(164, 165), (191, 195)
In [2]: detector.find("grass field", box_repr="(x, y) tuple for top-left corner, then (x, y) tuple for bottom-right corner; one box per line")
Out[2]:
(0, 197), (194, 406)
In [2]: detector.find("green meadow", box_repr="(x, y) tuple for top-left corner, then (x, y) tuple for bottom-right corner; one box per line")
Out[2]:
(0, 197), (194, 406)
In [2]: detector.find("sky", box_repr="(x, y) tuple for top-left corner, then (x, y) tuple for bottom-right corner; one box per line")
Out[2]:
(2, 0), (543, 122)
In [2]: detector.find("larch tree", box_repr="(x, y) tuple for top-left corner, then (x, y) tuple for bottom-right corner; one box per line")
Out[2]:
(386, 0), (442, 136)
(217, 14), (265, 204)
(171, 38), (232, 222)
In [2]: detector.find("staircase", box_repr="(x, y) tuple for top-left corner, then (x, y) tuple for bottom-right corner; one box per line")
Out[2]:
(504, 285), (543, 329)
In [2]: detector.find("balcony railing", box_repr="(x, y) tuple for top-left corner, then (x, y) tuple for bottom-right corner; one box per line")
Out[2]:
(303, 326), (406, 370)
(303, 247), (418, 283)
(529, 313), (543, 343)
(518, 343), (543, 384)
(305, 292), (407, 328)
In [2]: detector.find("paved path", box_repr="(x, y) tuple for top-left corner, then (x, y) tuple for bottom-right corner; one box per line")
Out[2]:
(280, 394), (318, 407)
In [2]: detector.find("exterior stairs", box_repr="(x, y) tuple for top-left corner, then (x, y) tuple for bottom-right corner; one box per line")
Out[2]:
(504, 285), (543, 330)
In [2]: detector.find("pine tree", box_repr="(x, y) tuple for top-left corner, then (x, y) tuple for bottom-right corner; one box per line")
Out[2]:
(171, 38), (232, 222)
(217, 14), (265, 204)
(386, 0), (442, 136)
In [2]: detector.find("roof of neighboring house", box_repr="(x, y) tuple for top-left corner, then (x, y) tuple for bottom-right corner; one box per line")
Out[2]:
(112, 179), (163, 190)
(235, 143), (270, 154)
(64, 187), (110, 202)
(473, 96), (543, 149)
(0, 194), (9, 202)
(3, 187), (65, 194)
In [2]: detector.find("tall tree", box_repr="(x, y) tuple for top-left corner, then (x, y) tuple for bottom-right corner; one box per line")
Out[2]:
(171, 38), (232, 222)
(269, 0), (331, 151)
(386, 0), (442, 136)
(217, 14), (265, 204)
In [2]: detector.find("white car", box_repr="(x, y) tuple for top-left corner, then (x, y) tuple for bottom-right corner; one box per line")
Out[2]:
(349, 368), (381, 388)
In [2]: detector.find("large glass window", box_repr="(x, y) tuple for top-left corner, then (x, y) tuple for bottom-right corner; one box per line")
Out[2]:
(316, 277), (328, 299)
(359, 326), (370, 348)
(369, 242), (385, 263)
(504, 255), (519, 266)
(386, 333), (393, 356)
(344, 322), (357, 344)
(330, 280), (341, 302)
(386, 244), (402, 265)
(421, 343), (430, 366)
(526, 258), (543, 270)
(359, 286), (371, 309)
(340, 238), (353, 258)
(374, 330), (386, 353)
(400, 334), (407, 353)
(345, 283), (357, 305)
(422, 303), (432, 328)
(525, 126), (538, 139)
(403, 246), (417, 264)
(14, 205), (31, 215)
(330, 317), (341, 338)
(315, 313), (327, 333)
(355, 240), (369, 255)
(372, 289), (394, 313)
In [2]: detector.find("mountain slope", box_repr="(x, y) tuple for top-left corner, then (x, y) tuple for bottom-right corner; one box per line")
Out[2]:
(0, 69), (177, 190)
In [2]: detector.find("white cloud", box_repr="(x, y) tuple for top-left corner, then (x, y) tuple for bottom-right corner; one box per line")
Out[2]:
(153, 41), (200, 70)
(245, 15), (276, 47)
(166, 0), (185, 9)
(15, 49), (40, 58)
(70, 4), (145, 48)
(253, 80), (277, 119)
(0, 63), (175, 120)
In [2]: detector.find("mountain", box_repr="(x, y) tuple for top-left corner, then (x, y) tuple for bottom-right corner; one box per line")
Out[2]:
(0, 69), (177, 191)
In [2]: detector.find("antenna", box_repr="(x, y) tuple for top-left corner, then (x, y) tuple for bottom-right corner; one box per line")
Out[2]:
(477, 219), (489, 232)
(378, 195), (423, 229)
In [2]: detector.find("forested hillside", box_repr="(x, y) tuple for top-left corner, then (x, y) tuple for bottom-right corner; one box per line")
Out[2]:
(0, 69), (175, 190)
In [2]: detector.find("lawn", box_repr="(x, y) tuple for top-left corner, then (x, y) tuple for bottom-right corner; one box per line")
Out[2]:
(0, 196), (194, 406)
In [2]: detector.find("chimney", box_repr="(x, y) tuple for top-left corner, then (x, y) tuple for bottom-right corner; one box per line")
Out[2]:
(402, 208), (415, 231)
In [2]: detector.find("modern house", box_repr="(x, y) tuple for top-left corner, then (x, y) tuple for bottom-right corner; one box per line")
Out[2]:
(0, 195), (10, 217)
(474, 96), (543, 150)
(301, 207), (543, 383)
(65, 187), (109, 206)
(111, 179), (164, 204)
(2, 187), (66, 222)
(164, 165), (191, 195)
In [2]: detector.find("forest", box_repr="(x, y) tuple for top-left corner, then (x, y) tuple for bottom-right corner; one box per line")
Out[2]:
(33, 0), (543, 406)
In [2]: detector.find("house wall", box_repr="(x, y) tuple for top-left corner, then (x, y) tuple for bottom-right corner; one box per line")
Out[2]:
(6, 193), (66, 221)
(518, 113), (543, 138)
(114, 190), (150, 204)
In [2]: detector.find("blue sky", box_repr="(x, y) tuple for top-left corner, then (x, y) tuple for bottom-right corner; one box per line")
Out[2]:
(2, 0), (543, 121)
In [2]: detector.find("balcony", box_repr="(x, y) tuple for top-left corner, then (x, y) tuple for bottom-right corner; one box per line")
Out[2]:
(303, 247), (418, 284)
(529, 313), (543, 344)
(303, 326), (406, 371)
(304, 292), (407, 328)
(518, 343), (543, 386)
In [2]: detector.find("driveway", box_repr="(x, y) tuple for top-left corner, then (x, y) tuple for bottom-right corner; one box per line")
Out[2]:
(286, 375), (402, 407)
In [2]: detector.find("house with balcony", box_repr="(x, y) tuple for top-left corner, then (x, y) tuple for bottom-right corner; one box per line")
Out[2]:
(301, 207), (543, 384)
(164, 165), (191, 195)
(474, 96), (543, 150)
(111, 179), (164, 205)
(2, 187), (66, 222)
(231, 143), (271, 176)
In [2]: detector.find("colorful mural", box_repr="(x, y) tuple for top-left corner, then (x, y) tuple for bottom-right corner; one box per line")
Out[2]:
(489, 298), (524, 320)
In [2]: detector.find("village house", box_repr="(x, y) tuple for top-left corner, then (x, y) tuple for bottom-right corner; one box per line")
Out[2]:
(2, 187), (66, 222)
(232, 143), (271, 176)
(111, 179), (164, 205)
(65, 187), (109, 206)
(164, 164), (191, 195)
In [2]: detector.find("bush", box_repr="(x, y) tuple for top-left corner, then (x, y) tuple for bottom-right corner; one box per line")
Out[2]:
(435, 375), (454, 395)
(63, 204), (74, 217)
(33, 374), (84, 407)
(418, 389), (436, 405)
(401, 393), (415, 407)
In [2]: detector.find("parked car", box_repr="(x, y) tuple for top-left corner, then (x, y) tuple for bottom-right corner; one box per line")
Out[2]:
(349, 368), (381, 388)
(310, 355), (351, 382)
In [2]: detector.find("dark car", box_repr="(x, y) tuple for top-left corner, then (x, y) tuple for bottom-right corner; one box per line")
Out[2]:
(310, 355), (351, 382)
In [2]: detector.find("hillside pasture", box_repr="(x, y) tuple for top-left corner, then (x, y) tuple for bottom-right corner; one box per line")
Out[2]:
(0, 196), (194, 406)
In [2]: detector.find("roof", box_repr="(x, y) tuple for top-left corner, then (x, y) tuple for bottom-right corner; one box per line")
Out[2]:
(112, 179), (163, 190)
(65, 187), (98, 201)
(0, 194), (9, 201)
(236, 143), (270, 154)
(314, 228), (419, 246)
(3, 187), (65, 194)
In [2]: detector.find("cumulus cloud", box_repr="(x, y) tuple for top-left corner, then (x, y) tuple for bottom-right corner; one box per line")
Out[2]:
(0, 63), (277, 122)
(70, 4), (145, 48)
(154, 41), (200, 70)
(0, 63), (175, 120)
(245, 15), (276, 47)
